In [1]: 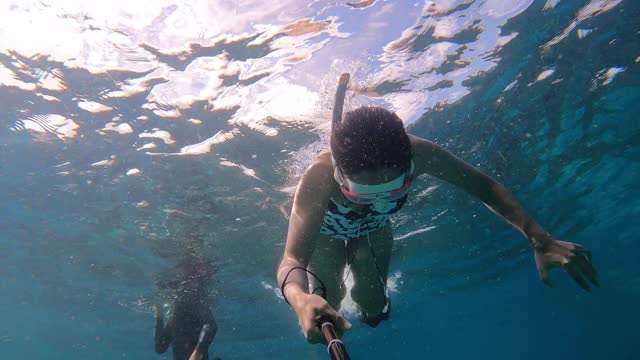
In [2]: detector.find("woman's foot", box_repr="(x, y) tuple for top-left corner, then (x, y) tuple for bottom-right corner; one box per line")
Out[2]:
(360, 295), (390, 327)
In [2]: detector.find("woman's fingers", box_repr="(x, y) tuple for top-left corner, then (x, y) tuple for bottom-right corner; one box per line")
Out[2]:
(539, 270), (553, 287)
(305, 303), (352, 343)
(537, 240), (599, 292)
(321, 308), (352, 339)
(567, 263), (591, 292)
(535, 253), (553, 287)
(335, 315), (352, 332)
(153, 304), (161, 318)
(573, 245), (592, 260)
(305, 306), (337, 344)
(188, 350), (203, 360)
(576, 254), (600, 287)
(569, 245), (600, 288)
(306, 324), (324, 344)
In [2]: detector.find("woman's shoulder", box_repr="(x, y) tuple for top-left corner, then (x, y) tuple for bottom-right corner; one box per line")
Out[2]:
(298, 149), (335, 190)
(410, 134), (444, 158)
(408, 135), (442, 175)
(293, 149), (336, 207)
(305, 149), (333, 174)
(408, 134), (434, 148)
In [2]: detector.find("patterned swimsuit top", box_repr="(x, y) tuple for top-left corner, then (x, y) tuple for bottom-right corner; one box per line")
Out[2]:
(319, 191), (409, 241)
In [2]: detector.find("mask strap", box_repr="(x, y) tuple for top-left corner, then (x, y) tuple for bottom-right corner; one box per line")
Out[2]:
(332, 156), (345, 188)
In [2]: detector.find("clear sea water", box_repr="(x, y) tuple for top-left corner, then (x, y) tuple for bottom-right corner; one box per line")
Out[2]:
(1, 0), (638, 359)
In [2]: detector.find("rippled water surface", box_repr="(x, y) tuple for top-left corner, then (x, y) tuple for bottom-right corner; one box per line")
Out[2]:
(1, 0), (638, 359)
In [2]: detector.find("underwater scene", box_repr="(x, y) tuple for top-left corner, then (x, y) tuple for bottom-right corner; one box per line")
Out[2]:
(0, 0), (638, 359)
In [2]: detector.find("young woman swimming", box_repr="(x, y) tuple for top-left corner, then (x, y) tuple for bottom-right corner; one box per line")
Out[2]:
(277, 73), (598, 344)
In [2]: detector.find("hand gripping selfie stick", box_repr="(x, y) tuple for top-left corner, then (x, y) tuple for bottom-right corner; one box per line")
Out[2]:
(280, 265), (353, 359)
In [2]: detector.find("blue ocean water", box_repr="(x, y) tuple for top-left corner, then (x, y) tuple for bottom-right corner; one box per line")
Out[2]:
(0, 0), (638, 359)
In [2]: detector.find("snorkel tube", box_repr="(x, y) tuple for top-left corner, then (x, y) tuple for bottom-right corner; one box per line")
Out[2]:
(332, 73), (350, 125)
(330, 72), (350, 176)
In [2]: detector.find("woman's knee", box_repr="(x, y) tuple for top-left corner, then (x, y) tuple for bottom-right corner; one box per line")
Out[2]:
(350, 278), (384, 304)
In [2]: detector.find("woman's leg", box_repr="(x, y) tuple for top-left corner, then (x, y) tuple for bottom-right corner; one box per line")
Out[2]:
(348, 223), (393, 323)
(307, 234), (348, 310)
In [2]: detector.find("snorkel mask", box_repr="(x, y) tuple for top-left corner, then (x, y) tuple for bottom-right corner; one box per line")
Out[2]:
(333, 157), (415, 205)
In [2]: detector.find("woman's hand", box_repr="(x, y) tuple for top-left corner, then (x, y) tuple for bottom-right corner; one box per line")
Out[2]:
(153, 304), (162, 320)
(293, 294), (351, 344)
(188, 350), (203, 360)
(534, 238), (600, 291)
(189, 350), (202, 360)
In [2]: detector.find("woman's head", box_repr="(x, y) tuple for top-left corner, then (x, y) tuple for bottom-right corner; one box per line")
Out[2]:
(330, 106), (411, 177)
(158, 256), (213, 302)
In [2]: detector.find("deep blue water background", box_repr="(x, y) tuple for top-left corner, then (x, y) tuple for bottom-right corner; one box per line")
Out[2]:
(1, 0), (638, 359)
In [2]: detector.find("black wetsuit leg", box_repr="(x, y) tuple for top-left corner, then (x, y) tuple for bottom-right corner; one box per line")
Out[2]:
(154, 307), (173, 354)
(195, 318), (217, 354)
(170, 304), (217, 360)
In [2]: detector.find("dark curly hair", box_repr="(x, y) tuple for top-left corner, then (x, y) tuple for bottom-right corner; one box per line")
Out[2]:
(330, 106), (411, 175)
